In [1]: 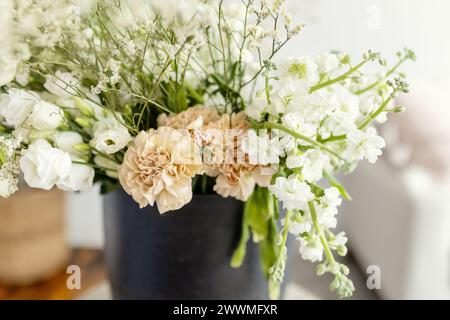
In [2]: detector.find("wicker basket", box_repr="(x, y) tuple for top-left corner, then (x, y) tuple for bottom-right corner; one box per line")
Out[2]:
(0, 188), (70, 286)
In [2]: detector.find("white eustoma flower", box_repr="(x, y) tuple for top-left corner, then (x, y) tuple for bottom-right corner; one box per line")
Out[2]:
(315, 52), (340, 74)
(0, 88), (39, 128)
(44, 71), (80, 98)
(54, 131), (84, 156)
(268, 175), (314, 211)
(298, 235), (323, 263)
(57, 163), (94, 192)
(29, 100), (64, 130)
(345, 127), (386, 163)
(20, 139), (72, 190)
(242, 130), (283, 165)
(90, 114), (132, 154)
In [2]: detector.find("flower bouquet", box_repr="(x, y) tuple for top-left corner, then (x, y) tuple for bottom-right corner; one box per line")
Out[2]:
(0, 0), (415, 299)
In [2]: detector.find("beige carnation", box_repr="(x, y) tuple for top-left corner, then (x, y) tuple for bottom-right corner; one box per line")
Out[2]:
(157, 105), (220, 129)
(118, 127), (202, 213)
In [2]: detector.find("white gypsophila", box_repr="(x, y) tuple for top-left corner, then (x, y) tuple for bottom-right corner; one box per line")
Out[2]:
(90, 114), (132, 154)
(287, 149), (330, 182)
(0, 88), (39, 128)
(56, 163), (94, 192)
(242, 130), (283, 165)
(345, 127), (386, 164)
(20, 139), (72, 190)
(53, 131), (84, 156)
(0, 160), (20, 198)
(315, 52), (340, 74)
(28, 100), (64, 131)
(0, 56), (18, 87)
(268, 175), (314, 211)
(298, 235), (323, 263)
(44, 71), (80, 98)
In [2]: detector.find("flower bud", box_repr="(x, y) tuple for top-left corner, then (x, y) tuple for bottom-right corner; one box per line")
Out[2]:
(73, 97), (95, 118)
(75, 117), (92, 128)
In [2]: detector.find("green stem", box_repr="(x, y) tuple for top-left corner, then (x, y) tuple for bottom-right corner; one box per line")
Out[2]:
(263, 122), (345, 161)
(355, 57), (407, 95)
(308, 201), (335, 264)
(309, 59), (367, 94)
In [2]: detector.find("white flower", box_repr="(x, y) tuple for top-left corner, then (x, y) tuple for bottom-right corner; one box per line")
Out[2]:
(0, 55), (18, 86)
(54, 131), (84, 156)
(282, 111), (317, 144)
(57, 163), (94, 192)
(0, 88), (38, 128)
(315, 52), (340, 74)
(44, 71), (80, 98)
(298, 235), (323, 262)
(90, 114), (132, 154)
(0, 161), (20, 198)
(20, 139), (72, 190)
(242, 130), (283, 165)
(268, 175), (314, 211)
(345, 127), (386, 163)
(281, 56), (319, 83)
(29, 100), (64, 130)
(289, 149), (329, 182)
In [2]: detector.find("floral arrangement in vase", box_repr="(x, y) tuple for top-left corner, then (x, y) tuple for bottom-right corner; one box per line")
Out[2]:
(0, 0), (415, 299)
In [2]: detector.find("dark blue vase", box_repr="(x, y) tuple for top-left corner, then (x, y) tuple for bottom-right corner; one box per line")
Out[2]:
(103, 189), (268, 299)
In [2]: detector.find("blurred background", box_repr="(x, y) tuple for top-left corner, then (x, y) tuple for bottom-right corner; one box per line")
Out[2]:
(1, 0), (449, 299)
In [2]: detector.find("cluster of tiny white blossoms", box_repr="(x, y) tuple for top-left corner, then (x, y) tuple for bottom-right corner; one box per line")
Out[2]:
(0, 0), (414, 299)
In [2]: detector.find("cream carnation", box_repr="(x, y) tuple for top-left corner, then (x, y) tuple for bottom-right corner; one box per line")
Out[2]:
(118, 127), (202, 213)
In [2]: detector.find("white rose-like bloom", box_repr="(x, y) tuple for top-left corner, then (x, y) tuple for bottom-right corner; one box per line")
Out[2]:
(57, 163), (94, 192)
(0, 88), (39, 128)
(54, 131), (84, 155)
(20, 139), (72, 190)
(29, 100), (64, 130)
(268, 175), (314, 211)
(298, 236), (323, 263)
(44, 71), (80, 98)
(91, 114), (132, 154)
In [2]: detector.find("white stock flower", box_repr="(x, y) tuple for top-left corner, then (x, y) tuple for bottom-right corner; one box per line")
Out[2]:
(282, 112), (317, 144)
(315, 187), (342, 229)
(44, 71), (80, 98)
(287, 149), (330, 182)
(20, 139), (72, 190)
(315, 52), (340, 74)
(0, 88), (39, 128)
(57, 163), (94, 192)
(281, 56), (319, 83)
(298, 235), (323, 263)
(268, 175), (314, 211)
(242, 130), (283, 165)
(345, 127), (386, 163)
(29, 100), (64, 130)
(90, 114), (132, 154)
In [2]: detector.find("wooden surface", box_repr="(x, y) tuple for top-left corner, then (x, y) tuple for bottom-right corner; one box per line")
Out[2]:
(0, 249), (106, 300)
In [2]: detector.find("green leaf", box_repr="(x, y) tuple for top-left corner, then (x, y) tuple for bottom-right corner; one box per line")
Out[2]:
(246, 187), (273, 242)
(259, 218), (279, 279)
(99, 179), (120, 194)
(230, 203), (250, 268)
